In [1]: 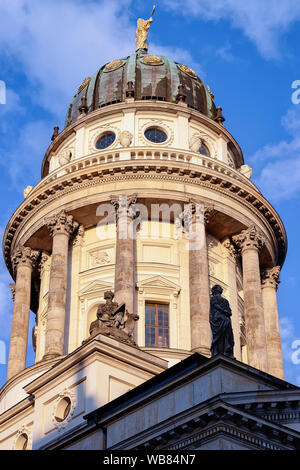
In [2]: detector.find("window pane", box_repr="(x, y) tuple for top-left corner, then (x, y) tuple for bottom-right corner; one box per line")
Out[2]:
(145, 303), (169, 348)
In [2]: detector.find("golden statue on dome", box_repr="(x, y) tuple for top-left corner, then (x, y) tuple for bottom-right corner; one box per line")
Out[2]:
(136, 5), (156, 51)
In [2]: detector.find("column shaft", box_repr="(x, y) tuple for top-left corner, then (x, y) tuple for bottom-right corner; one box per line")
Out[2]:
(189, 204), (214, 356)
(43, 210), (78, 360)
(7, 247), (38, 380)
(234, 226), (268, 372)
(262, 267), (284, 379)
(112, 195), (136, 314)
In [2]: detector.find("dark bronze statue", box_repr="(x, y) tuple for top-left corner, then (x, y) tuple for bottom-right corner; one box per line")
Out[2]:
(209, 284), (234, 357)
(87, 290), (139, 346)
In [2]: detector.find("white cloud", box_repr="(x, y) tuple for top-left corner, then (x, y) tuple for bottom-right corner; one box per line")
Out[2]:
(249, 106), (300, 201)
(163, 0), (300, 59)
(0, 0), (135, 117)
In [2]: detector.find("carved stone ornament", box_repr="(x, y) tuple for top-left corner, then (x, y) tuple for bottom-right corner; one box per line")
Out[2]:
(233, 225), (266, 253)
(261, 266), (281, 290)
(86, 290), (139, 347)
(45, 210), (79, 237)
(39, 251), (50, 273)
(72, 224), (85, 247)
(222, 238), (237, 260)
(110, 194), (137, 221)
(58, 148), (72, 167)
(23, 186), (33, 199)
(119, 130), (132, 147)
(189, 133), (202, 153)
(90, 250), (111, 267)
(11, 245), (39, 270)
(9, 283), (15, 301)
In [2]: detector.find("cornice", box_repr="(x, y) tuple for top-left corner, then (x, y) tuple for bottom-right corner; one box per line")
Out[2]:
(41, 100), (244, 177)
(3, 159), (287, 277)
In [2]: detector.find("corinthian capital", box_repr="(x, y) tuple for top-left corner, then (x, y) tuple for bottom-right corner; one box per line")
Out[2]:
(39, 252), (50, 274)
(45, 210), (79, 237)
(261, 266), (281, 290)
(110, 194), (137, 221)
(233, 225), (265, 253)
(185, 200), (215, 227)
(12, 245), (40, 270)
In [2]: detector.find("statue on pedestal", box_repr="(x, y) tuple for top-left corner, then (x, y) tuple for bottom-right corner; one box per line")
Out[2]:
(209, 284), (234, 357)
(87, 290), (139, 346)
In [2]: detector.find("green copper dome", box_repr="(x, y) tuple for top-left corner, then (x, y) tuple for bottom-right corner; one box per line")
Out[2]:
(65, 50), (218, 127)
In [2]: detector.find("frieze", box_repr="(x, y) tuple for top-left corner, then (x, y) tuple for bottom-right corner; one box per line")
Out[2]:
(3, 161), (286, 275)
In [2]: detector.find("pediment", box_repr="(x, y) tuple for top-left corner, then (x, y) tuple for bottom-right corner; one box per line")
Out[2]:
(79, 280), (113, 296)
(137, 276), (181, 293)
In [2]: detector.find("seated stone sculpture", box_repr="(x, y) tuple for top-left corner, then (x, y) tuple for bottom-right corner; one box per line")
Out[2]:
(87, 290), (139, 346)
(209, 284), (234, 357)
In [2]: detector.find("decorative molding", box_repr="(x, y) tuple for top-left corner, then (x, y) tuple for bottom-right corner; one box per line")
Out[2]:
(137, 275), (181, 296)
(72, 224), (85, 247)
(3, 160), (287, 276)
(222, 237), (237, 260)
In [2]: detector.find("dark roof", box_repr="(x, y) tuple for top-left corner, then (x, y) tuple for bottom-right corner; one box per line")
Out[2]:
(65, 50), (217, 127)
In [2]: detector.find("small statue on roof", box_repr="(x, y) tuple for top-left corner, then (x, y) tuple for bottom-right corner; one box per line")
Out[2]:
(136, 5), (156, 51)
(87, 290), (139, 346)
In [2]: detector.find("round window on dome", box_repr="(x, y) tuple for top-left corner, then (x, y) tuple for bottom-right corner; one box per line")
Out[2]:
(144, 127), (167, 144)
(96, 132), (116, 150)
(55, 396), (72, 422)
(198, 143), (210, 157)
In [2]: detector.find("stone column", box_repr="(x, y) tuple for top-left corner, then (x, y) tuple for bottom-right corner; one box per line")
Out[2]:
(69, 225), (85, 349)
(7, 246), (39, 380)
(233, 225), (268, 372)
(43, 210), (78, 360)
(261, 266), (284, 379)
(222, 238), (241, 360)
(188, 202), (215, 356)
(35, 252), (50, 362)
(111, 195), (137, 315)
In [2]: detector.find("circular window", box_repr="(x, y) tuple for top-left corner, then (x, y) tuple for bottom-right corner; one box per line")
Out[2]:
(96, 132), (116, 150)
(55, 396), (72, 422)
(15, 433), (28, 450)
(198, 143), (210, 157)
(144, 127), (167, 143)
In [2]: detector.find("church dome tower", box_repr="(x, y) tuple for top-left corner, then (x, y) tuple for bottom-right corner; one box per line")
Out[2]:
(0, 13), (289, 450)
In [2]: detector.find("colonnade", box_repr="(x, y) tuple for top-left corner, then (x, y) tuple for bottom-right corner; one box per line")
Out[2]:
(6, 201), (284, 381)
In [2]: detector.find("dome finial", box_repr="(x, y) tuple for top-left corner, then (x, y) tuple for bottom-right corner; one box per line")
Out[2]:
(136, 5), (156, 52)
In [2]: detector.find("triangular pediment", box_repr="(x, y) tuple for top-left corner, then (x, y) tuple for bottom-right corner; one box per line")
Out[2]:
(79, 279), (113, 296)
(137, 276), (181, 292)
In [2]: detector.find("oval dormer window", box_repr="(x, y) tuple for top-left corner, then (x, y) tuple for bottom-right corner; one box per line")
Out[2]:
(96, 132), (116, 150)
(55, 396), (72, 422)
(144, 127), (167, 143)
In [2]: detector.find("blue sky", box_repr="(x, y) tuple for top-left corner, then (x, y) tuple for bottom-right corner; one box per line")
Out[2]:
(0, 0), (300, 387)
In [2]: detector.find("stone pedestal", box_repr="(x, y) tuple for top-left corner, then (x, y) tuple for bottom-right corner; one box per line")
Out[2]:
(233, 226), (268, 372)
(43, 210), (78, 360)
(261, 267), (284, 379)
(111, 195), (137, 314)
(188, 203), (214, 356)
(7, 246), (39, 380)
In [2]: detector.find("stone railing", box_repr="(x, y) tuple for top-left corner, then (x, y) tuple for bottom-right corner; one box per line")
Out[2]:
(41, 147), (255, 189)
